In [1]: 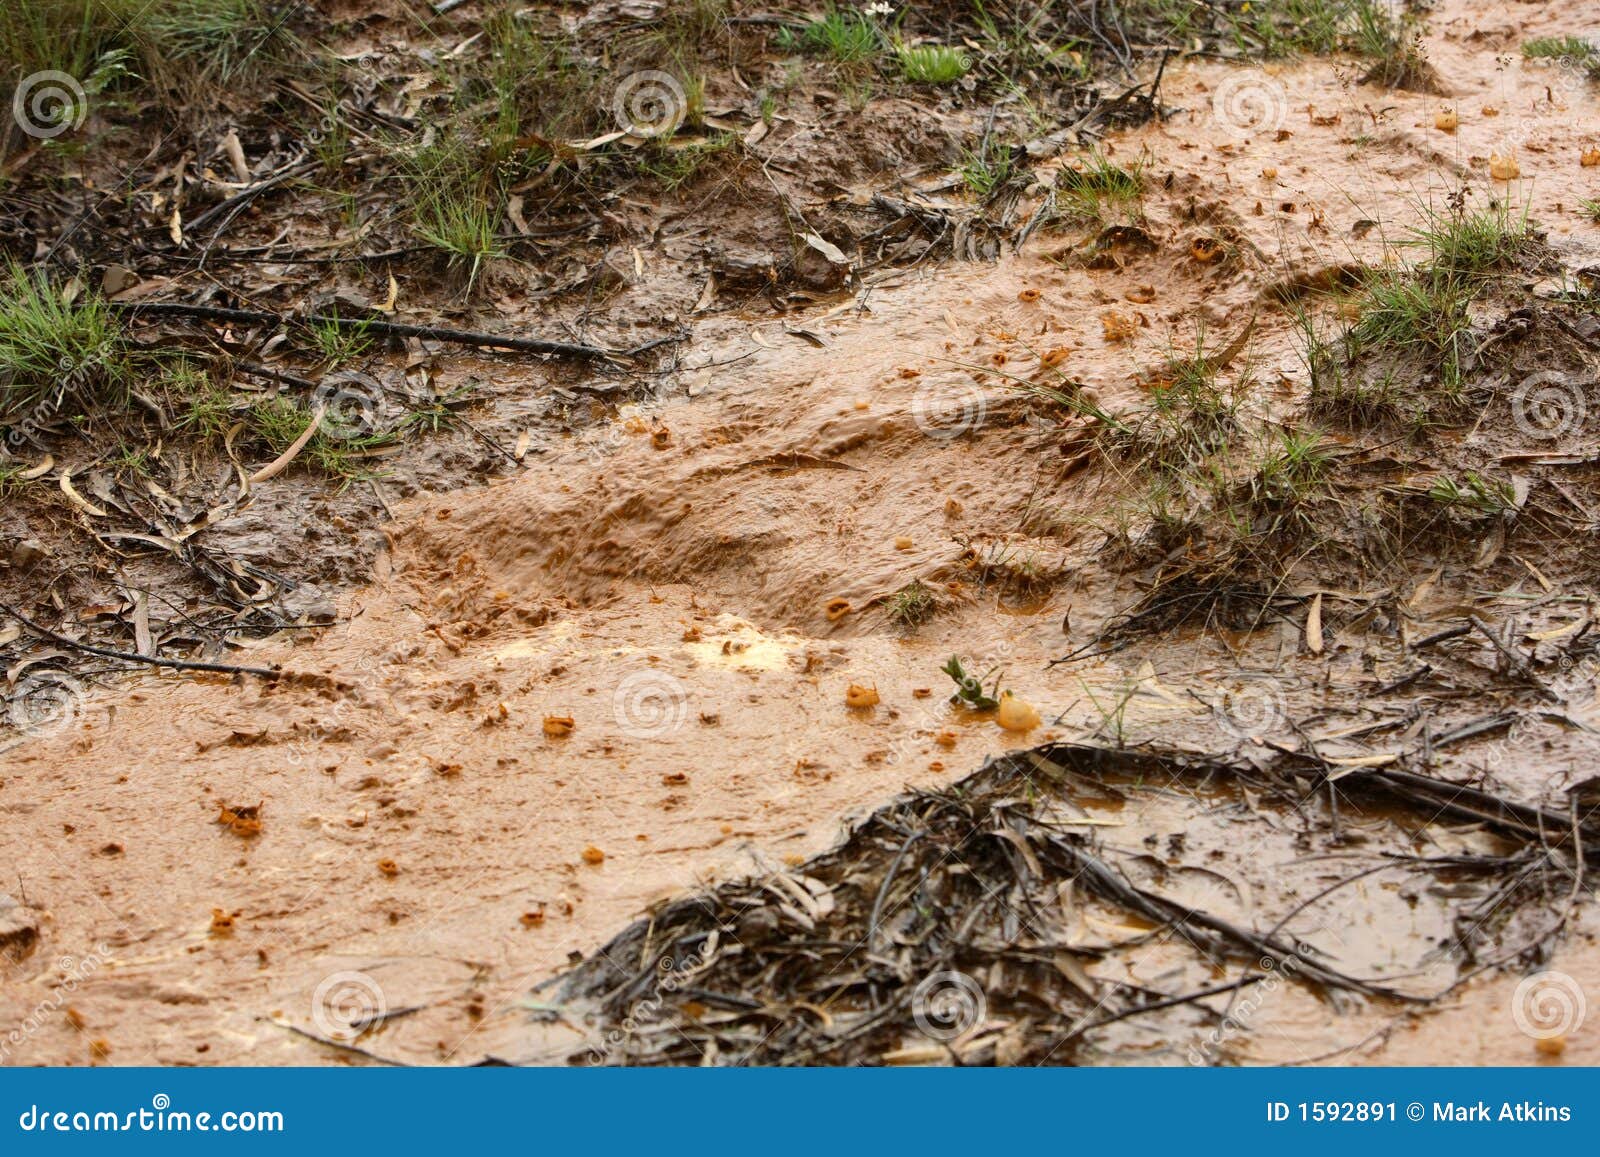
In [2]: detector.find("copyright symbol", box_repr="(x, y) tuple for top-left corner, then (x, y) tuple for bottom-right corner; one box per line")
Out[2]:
(1406, 1103), (1424, 1121)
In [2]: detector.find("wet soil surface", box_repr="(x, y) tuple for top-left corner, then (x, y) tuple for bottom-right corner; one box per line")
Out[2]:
(3, 0), (1600, 1065)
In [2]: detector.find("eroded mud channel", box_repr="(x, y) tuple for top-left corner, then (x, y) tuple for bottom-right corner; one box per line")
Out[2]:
(4, 0), (1600, 1066)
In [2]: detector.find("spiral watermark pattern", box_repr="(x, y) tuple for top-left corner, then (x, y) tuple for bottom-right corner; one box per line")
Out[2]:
(1510, 371), (1586, 441)
(911, 381), (987, 441)
(912, 969), (986, 1041)
(611, 71), (686, 139)
(1211, 71), (1288, 139)
(612, 671), (689, 739)
(12, 70), (88, 139)
(312, 370), (382, 441)
(1216, 676), (1287, 740)
(1511, 970), (1586, 1040)
(7, 671), (83, 739)
(310, 970), (387, 1040)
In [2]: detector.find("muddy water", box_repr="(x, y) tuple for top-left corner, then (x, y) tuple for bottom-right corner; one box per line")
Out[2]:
(4, 0), (1600, 1065)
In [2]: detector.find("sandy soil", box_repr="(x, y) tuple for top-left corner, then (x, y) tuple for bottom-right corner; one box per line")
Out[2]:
(3, 0), (1600, 1066)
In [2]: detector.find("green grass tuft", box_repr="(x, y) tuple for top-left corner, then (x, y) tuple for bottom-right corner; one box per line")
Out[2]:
(957, 136), (1014, 199)
(897, 44), (967, 84)
(1, 0), (295, 100)
(1324, 197), (1535, 414)
(1403, 200), (1534, 283)
(137, 0), (293, 83)
(1057, 150), (1145, 223)
(0, 261), (127, 423)
(247, 395), (395, 481)
(887, 580), (936, 626)
(777, 6), (881, 62)
(1521, 36), (1595, 66)
(1130, 0), (1408, 60)
(309, 316), (374, 366)
(404, 136), (507, 293)
(1429, 471), (1515, 517)
(636, 132), (738, 192)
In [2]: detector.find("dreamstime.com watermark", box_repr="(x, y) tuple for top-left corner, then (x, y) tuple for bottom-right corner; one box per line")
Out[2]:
(1187, 953), (1302, 1065)
(585, 944), (713, 1063)
(0, 944), (110, 1064)
(16, 1095), (283, 1134)
(4, 342), (122, 448)
(281, 646), (409, 771)
(870, 638), (1027, 771)
(1488, 48), (1598, 159)
(311, 370), (384, 441)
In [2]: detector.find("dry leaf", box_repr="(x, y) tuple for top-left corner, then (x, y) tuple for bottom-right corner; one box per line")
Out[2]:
(220, 130), (249, 182)
(801, 231), (849, 266)
(375, 274), (399, 313)
(20, 455), (53, 481)
(59, 472), (108, 517)
(1306, 591), (1324, 654)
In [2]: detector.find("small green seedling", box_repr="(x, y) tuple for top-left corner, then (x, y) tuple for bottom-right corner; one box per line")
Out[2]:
(943, 655), (1001, 711)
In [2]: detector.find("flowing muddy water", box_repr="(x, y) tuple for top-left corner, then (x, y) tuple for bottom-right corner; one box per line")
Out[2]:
(3, 0), (1600, 1064)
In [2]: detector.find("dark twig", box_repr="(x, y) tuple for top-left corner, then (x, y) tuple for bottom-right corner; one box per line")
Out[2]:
(0, 602), (282, 678)
(109, 301), (671, 363)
